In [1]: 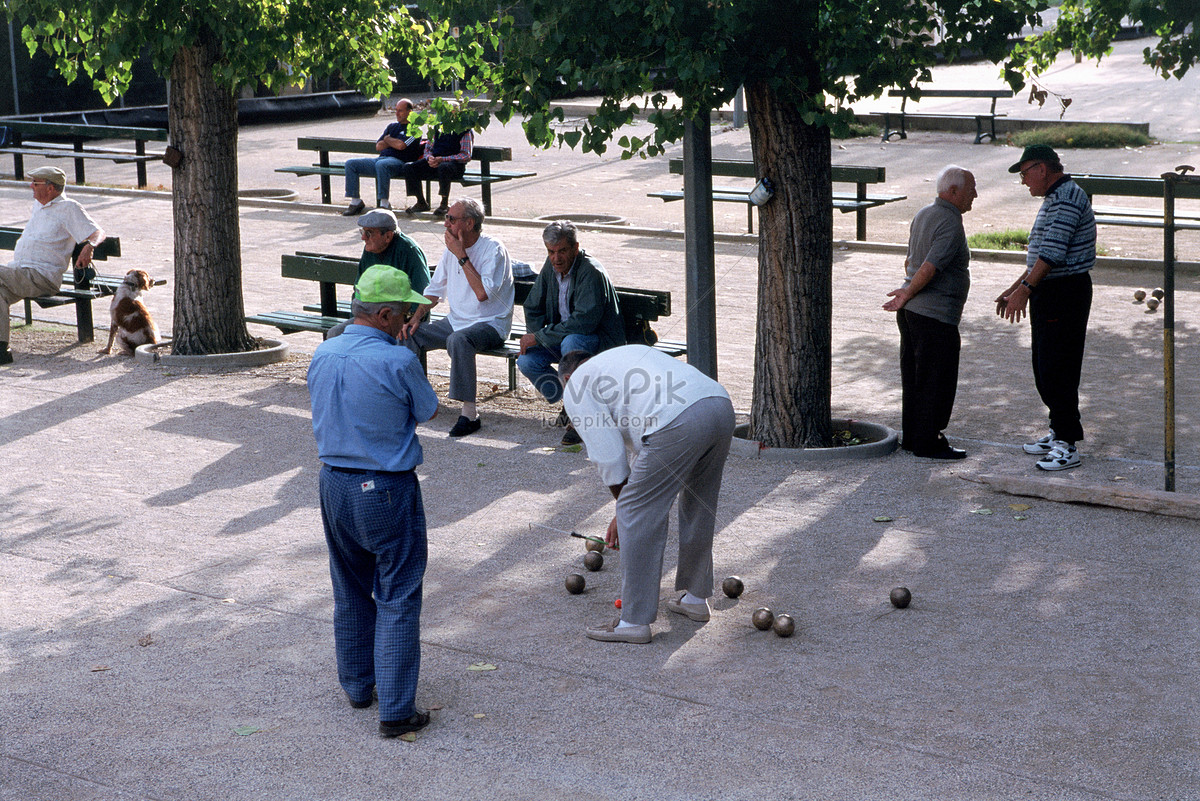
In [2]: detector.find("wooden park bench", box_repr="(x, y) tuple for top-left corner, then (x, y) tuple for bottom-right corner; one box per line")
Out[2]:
(1073, 174), (1200, 231)
(649, 158), (905, 239)
(276, 137), (536, 215)
(1, 227), (165, 342)
(881, 88), (1014, 144)
(0, 119), (169, 187)
(245, 252), (686, 390)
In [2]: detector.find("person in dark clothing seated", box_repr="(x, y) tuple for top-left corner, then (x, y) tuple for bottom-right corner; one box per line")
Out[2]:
(403, 128), (474, 217)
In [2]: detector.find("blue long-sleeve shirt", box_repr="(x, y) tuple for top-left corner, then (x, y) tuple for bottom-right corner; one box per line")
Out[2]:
(308, 325), (439, 472)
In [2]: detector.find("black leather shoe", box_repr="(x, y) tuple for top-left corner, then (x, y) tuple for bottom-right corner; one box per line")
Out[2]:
(915, 446), (967, 460)
(342, 199), (366, 217)
(380, 710), (430, 738)
(448, 415), (481, 437)
(346, 688), (376, 709)
(0, 348), (11, 366)
(561, 424), (582, 446)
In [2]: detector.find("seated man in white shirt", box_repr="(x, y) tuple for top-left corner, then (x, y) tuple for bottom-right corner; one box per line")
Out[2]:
(1, 167), (105, 365)
(401, 198), (514, 437)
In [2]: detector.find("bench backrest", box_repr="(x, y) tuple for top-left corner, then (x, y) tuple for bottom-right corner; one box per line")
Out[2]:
(0, 119), (168, 141)
(887, 88), (1014, 100)
(296, 136), (512, 162)
(0, 227), (121, 258)
(283, 253), (360, 284)
(1074, 174), (1200, 201)
(668, 158), (885, 184)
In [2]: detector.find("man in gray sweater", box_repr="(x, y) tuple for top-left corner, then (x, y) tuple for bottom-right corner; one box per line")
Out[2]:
(883, 165), (977, 459)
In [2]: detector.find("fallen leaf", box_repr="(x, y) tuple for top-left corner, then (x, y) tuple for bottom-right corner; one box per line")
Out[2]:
(138, 634), (154, 647)
(91, 665), (110, 672)
(971, 508), (994, 515)
(1008, 503), (1031, 512)
(473, 713), (486, 719)
(233, 725), (260, 736)
(1112, 475), (1126, 481)
(873, 515), (893, 523)
(427, 704), (444, 711)
(399, 732), (417, 742)
(561, 444), (582, 453)
(467, 662), (497, 671)
(1013, 515), (1028, 521)
(476, 462), (486, 467)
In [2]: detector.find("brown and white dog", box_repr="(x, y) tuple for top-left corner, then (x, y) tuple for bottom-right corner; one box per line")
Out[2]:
(101, 269), (159, 355)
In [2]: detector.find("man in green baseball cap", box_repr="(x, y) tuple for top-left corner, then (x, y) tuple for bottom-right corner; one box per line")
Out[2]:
(307, 263), (439, 739)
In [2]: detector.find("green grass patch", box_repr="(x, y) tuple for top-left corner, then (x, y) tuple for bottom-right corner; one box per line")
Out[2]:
(968, 229), (1029, 251)
(832, 120), (880, 139)
(1008, 125), (1152, 149)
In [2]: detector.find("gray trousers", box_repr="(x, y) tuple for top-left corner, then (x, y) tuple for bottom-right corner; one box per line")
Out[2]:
(616, 396), (735, 625)
(404, 317), (503, 404)
(1, 263), (60, 343)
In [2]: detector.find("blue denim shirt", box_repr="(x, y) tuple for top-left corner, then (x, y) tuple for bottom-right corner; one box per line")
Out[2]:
(308, 324), (439, 472)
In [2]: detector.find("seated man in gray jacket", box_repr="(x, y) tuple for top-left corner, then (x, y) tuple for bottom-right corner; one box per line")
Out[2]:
(517, 220), (624, 444)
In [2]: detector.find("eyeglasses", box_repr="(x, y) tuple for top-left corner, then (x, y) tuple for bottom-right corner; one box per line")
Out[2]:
(360, 228), (388, 238)
(30, 180), (50, 186)
(444, 214), (464, 222)
(1019, 163), (1044, 179)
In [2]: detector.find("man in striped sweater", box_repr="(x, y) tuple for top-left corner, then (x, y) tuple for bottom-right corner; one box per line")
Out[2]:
(996, 144), (1096, 472)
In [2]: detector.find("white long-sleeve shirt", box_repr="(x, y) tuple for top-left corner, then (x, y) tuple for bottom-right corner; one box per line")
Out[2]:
(13, 195), (104, 280)
(563, 345), (730, 487)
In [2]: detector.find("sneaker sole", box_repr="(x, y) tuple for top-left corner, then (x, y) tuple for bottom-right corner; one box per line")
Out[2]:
(1036, 459), (1080, 471)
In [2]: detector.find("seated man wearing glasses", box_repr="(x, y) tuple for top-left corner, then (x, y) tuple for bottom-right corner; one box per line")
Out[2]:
(1, 167), (105, 365)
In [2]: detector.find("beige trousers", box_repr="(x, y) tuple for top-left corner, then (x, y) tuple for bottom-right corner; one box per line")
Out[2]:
(1, 263), (61, 343)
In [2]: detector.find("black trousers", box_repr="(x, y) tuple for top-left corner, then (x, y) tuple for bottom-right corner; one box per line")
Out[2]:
(1029, 272), (1092, 444)
(897, 308), (961, 453)
(405, 160), (466, 203)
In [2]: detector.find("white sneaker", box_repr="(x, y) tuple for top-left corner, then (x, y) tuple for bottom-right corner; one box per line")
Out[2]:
(1036, 441), (1080, 471)
(1023, 431), (1057, 454)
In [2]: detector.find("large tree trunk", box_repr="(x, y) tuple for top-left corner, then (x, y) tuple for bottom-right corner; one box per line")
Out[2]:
(167, 31), (255, 355)
(745, 79), (833, 448)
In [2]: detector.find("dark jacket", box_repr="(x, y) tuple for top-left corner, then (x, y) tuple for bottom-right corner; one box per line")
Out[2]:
(523, 251), (624, 352)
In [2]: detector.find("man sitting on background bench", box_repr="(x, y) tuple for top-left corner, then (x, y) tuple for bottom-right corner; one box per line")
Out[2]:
(342, 98), (425, 216)
(1, 167), (105, 365)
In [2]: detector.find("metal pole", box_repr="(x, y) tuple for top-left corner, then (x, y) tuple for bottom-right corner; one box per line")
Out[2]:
(733, 86), (744, 129)
(1161, 173), (1176, 492)
(7, 19), (20, 115)
(682, 113), (718, 379)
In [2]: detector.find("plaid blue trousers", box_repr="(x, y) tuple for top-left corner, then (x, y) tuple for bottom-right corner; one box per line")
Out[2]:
(319, 465), (427, 721)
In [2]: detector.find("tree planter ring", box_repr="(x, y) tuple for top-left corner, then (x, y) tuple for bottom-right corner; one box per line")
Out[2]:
(135, 338), (289, 369)
(731, 419), (898, 462)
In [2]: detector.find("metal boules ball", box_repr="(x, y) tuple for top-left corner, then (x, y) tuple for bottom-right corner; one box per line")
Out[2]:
(722, 576), (744, 598)
(1152, 287), (1165, 300)
(1146, 297), (1160, 311)
(751, 607), (774, 631)
(565, 573), (586, 594)
(584, 537), (604, 553)
(772, 613), (795, 638)
(583, 551), (603, 572)
(1133, 289), (1147, 302)
(890, 587), (912, 609)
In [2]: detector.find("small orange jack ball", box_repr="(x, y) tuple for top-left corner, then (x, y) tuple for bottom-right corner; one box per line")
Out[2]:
(614, 598), (622, 609)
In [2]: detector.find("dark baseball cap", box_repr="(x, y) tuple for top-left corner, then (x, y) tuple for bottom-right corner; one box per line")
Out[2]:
(1008, 144), (1060, 173)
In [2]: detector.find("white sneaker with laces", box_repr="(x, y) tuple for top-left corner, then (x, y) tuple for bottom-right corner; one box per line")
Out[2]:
(1036, 441), (1080, 471)
(1024, 431), (1057, 455)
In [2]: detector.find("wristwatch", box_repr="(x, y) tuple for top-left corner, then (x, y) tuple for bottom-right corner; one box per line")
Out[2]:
(458, 255), (469, 266)
(1020, 279), (1034, 290)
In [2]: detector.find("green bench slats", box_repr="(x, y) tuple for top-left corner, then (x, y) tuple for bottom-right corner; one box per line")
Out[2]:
(0, 119), (168, 186)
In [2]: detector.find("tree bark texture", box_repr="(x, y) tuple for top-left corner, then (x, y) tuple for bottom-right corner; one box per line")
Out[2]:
(168, 32), (255, 355)
(745, 79), (833, 448)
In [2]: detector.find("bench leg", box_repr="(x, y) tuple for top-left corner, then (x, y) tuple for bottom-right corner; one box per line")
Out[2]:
(508, 356), (517, 392)
(136, 140), (148, 187)
(74, 297), (95, 343)
(23, 298), (32, 326)
(74, 140), (86, 185)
